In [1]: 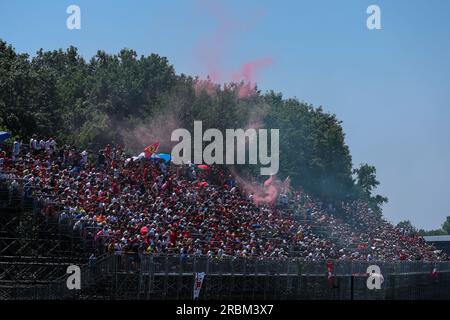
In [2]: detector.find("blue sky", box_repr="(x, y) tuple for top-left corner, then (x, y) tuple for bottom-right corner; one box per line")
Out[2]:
(1, 0), (449, 229)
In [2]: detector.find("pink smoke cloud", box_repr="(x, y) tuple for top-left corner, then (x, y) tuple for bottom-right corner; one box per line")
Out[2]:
(231, 170), (280, 206)
(233, 58), (274, 83)
(194, 0), (235, 83)
(253, 175), (279, 206)
(193, 0), (273, 98)
(252, 184), (278, 206)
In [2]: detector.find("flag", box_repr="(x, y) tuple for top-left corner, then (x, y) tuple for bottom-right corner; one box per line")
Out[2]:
(283, 176), (291, 193)
(143, 142), (159, 158)
(193, 272), (206, 300)
(430, 263), (438, 279)
(326, 261), (334, 287)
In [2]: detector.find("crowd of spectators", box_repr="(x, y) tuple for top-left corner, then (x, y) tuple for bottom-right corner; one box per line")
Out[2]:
(0, 137), (447, 262)
(283, 193), (447, 261)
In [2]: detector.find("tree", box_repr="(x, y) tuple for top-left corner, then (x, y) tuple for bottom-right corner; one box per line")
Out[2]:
(264, 93), (355, 203)
(416, 216), (450, 236)
(417, 229), (447, 236)
(442, 216), (450, 234)
(354, 164), (379, 194)
(396, 220), (417, 234)
(353, 164), (388, 213)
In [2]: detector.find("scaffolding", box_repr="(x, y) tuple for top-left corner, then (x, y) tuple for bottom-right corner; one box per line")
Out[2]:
(0, 183), (90, 299)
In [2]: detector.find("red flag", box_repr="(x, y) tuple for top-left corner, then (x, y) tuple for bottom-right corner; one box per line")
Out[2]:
(144, 142), (159, 158)
(430, 264), (438, 279)
(326, 261), (334, 287)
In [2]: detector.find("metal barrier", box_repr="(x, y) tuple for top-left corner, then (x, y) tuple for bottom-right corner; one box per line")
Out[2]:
(32, 254), (449, 300)
(3, 252), (450, 300)
(100, 254), (450, 276)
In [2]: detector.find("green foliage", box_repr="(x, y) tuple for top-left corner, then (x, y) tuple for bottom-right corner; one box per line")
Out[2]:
(353, 164), (388, 213)
(442, 216), (450, 234)
(396, 220), (417, 234)
(418, 229), (448, 236)
(0, 39), (388, 210)
(264, 92), (355, 202)
(415, 216), (450, 236)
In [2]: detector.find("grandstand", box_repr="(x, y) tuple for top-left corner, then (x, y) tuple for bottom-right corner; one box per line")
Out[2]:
(424, 236), (450, 256)
(0, 179), (90, 299)
(1, 139), (450, 300)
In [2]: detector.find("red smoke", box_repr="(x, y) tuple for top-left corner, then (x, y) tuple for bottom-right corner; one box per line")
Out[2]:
(232, 170), (280, 206)
(194, 0), (273, 98)
(195, 0), (235, 83)
(263, 175), (273, 187)
(253, 175), (279, 206)
(253, 184), (279, 206)
(234, 58), (273, 98)
(233, 58), (274, 83)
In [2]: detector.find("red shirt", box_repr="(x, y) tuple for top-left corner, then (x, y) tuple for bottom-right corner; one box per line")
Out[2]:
(170, 230), (178, 245)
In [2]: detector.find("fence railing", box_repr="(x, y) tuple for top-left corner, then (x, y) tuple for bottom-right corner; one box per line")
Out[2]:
(80, 253), (450, 277)
(4, 252), (450, 300)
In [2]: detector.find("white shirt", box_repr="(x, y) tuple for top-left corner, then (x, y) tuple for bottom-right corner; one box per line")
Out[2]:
(81, 150), (88, 163)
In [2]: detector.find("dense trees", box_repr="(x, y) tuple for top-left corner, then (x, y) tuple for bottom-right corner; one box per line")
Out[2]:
(398, 216), (450, 236)
(263, 93), (355, 203)
(396, 220), (417, 234)
(0, 40), (386, 210)
(353, 164), (388, 213)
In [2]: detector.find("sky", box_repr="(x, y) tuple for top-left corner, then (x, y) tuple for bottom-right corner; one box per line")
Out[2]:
(1, 0), (449, 229)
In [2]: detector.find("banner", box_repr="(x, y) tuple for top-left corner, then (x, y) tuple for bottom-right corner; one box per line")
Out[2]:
(193, 272), (205, 300)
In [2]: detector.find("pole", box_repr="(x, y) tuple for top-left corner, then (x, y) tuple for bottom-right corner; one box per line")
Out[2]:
(350, 275), (354, 300)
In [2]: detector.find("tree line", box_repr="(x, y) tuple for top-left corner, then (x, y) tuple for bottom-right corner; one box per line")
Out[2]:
(397, 217), (450, 236)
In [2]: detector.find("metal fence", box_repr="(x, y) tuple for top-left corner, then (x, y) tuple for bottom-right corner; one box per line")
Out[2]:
(89, 253), (450, 276)
(7, 253), (448, 300)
